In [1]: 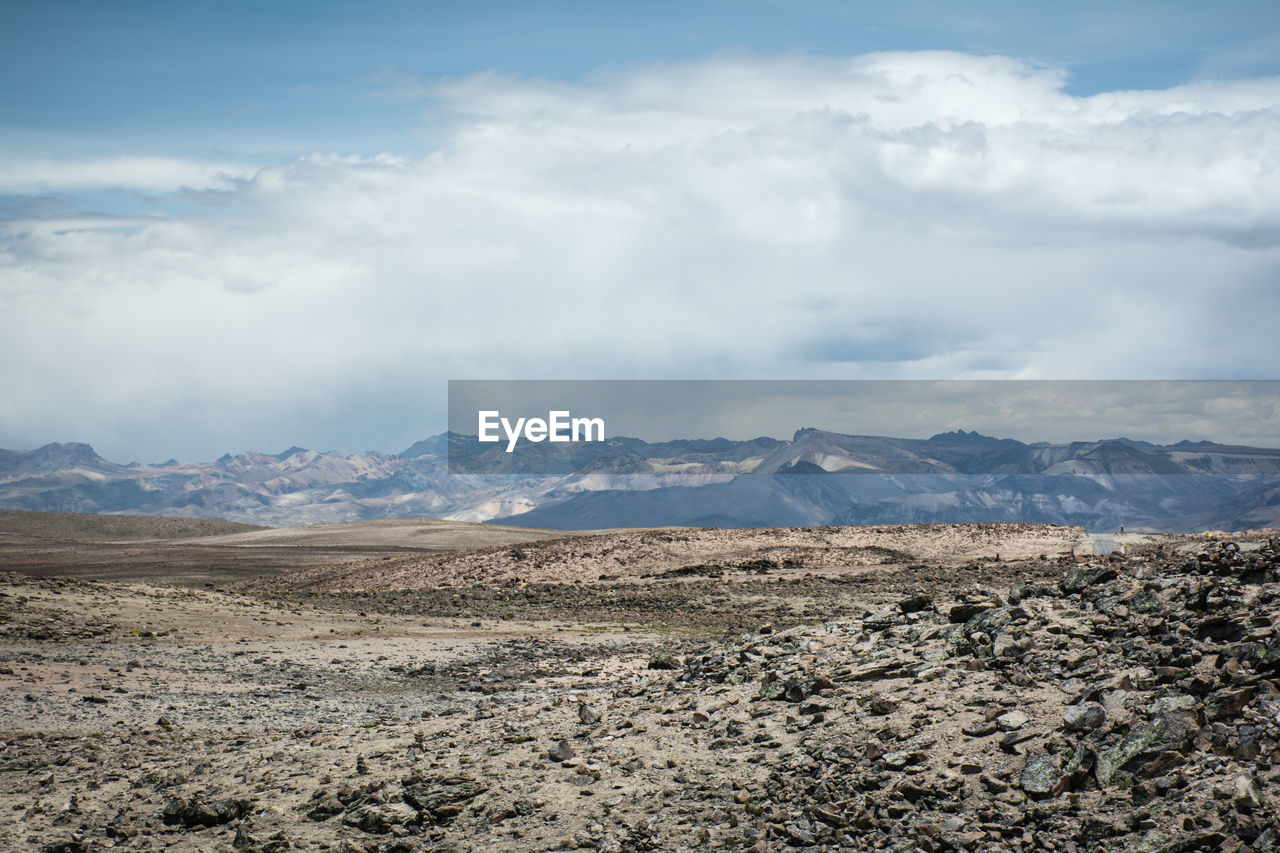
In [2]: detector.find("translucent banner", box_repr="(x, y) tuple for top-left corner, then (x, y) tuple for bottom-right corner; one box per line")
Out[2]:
(446, 380), (1280, 476)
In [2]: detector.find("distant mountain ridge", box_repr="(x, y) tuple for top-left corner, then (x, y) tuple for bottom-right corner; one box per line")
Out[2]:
(1, 429), (1278, 531)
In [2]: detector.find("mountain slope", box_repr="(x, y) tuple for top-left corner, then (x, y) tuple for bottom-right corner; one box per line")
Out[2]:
(1, 431), (1278, 531)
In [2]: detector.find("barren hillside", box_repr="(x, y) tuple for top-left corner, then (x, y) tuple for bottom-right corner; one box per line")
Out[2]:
(241, 523), (1089, 591)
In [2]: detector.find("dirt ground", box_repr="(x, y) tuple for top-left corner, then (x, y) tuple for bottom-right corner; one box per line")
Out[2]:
(240, 523), (1092, 591)
(1, 517), (1276, 853)
(0, 515), (586, 587)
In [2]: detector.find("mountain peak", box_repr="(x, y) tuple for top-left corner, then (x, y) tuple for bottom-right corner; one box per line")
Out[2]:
(792, 427), (837, 441)
(0, 442), (107, 477)
(33, 442), (105, 465)
(44, 441), (98, 453)
(399, 433), (451, 458)
(927, 429), (1017, 445)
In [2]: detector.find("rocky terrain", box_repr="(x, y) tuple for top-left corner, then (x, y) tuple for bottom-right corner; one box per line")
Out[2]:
(241, 523), (1083, 591)
(1, 521), (1278, 852)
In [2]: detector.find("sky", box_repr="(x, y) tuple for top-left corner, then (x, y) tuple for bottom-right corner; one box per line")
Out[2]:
(2, 1), (1280, 462)
(447, 381), (1280, 450)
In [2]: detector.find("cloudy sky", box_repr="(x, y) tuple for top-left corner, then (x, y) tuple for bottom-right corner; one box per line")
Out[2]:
(3, 1), (1279, 462)
(449, 381), (1280, 450)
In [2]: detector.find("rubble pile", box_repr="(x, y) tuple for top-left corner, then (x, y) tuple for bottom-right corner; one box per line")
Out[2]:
(680, 538), (1280, 851)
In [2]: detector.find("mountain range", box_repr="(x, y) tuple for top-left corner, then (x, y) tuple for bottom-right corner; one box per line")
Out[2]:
(1, 429), (1278, 532)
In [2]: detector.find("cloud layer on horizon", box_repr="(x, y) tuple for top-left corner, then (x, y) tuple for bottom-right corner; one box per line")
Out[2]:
(3, 51), (1279, 460)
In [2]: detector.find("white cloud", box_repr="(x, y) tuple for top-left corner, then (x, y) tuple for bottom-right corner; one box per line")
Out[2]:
(2, 51), (1279, 460)
(0, 156), (252, 193)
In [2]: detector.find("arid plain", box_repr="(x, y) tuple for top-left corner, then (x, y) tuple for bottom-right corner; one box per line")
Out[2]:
(1, 513), (1278, 852)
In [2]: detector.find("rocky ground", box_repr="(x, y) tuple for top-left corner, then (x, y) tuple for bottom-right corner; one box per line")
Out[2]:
(0, 523), (1278, 852)
(241, 523), (1085, 591)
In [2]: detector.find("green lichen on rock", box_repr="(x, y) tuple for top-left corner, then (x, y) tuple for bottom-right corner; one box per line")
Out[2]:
(1095, 712), (1196, 788)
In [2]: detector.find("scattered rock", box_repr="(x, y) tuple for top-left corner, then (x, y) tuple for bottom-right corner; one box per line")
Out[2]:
(1095, 713), (1196, 787)
(1060, 565), (1118, 594)
(1063, 702), (1106, 732)
(7, 529), (1280, 853)
(1020, 753), (1060, 798)
(547, 740), (575, 763)
(161, 793), (252, 828)
(647, 652), (681, 670)
(996, 710), (1029, 731)
(898, 592), (933, 614)
(577, 702), (601, 726)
